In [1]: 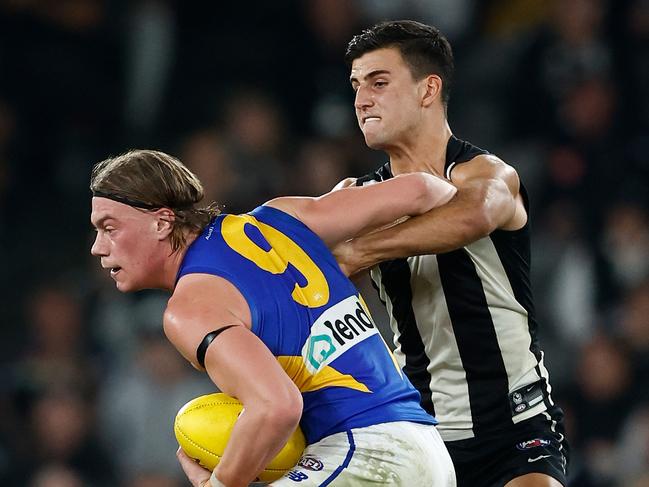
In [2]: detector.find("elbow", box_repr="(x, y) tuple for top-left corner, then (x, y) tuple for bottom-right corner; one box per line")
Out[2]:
(264, 386), (303, 430)
(283, 388), (303, 427)
(435, 182), (458, 208)
(279, 405), (303, 433)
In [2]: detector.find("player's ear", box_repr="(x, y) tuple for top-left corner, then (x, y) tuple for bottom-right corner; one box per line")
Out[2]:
(156, 209), (175, 239)
(421, 74), (442, 108)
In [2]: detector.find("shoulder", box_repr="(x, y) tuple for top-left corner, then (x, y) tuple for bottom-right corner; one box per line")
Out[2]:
(163, 273), (252, 367)
(450, 153), (519, 186)
(262, 198), (307, 221)
(164, 274), (251, 335)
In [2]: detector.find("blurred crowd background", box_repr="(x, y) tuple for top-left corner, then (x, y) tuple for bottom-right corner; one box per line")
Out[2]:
(0, 0), (648, 486)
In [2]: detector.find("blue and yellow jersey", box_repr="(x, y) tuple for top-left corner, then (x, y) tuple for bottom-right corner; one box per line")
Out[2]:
(176, 205), (435, 444)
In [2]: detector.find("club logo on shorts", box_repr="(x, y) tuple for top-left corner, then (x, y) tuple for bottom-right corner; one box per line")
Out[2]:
(516, 438), (551, 450)
(512, 392), (523, 404)
(302, 295), (378, 374)
(298, 455), (324, 471)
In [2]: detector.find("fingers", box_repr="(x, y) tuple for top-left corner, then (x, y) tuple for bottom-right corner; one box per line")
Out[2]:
(176, 448), (212, 487)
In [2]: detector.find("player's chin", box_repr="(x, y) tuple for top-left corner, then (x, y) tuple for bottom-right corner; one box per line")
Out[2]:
(362, 129), (387, 149)
(364, 134), (388, 150)
(114, 281), (129, 293)
(115, 278), (139, 293)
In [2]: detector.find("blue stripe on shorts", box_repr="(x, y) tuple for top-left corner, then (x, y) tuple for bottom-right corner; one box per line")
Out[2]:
(320, 430), (356, 486)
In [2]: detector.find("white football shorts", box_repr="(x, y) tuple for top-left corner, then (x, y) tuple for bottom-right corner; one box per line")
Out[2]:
(270, 421), (456, 486)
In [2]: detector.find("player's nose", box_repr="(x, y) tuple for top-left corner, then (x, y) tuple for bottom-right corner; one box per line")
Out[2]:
(91, 232), (107, 256)
(354, 85), (374, 110)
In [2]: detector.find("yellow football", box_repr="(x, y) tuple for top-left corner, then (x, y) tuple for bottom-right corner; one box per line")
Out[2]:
(174, 392), (306, 482)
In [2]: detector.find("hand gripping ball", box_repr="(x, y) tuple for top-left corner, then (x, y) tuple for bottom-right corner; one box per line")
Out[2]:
(174, 392), (306, 482)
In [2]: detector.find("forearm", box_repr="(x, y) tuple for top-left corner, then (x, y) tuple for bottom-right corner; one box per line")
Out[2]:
(339, 158), (521, 273)
(350, 194), (489, 269)
(213, 406), (300, 487)
(197, 326), (302, 487)
(296, 172), (455, 247)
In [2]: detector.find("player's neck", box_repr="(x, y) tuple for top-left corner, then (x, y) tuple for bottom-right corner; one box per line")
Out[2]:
(388, 119), (452, 178)
(160, 233), (199, 291)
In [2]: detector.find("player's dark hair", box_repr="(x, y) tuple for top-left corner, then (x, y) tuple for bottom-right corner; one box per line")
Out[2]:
(345, 20), (454, 106)
(90, 149), (221, 251)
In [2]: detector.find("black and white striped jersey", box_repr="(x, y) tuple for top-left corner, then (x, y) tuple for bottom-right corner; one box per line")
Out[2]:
(356, 135), (556, 441)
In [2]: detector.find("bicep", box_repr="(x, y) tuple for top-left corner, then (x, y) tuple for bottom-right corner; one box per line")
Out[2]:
(164, 275), (297, 403)
(203, 326), (298, 404)
(163, 274), (251, 370)
(451, 156), (521, 230)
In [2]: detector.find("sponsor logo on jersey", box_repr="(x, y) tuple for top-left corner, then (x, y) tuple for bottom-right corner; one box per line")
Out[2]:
(516, 438), (551, 450)
(298, 455), (324, 471)
(302, 295), (378, 374)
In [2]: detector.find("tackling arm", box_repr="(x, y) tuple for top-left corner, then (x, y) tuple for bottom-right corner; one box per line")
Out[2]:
(267, 171), (457, 247)
(165, 274), (303, 487)
(336, 155), (527, 275)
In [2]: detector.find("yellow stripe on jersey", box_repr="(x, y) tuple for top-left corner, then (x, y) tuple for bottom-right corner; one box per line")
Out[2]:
(277, 356), (371, 393)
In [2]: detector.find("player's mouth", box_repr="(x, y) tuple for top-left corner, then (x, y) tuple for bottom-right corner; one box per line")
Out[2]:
(362, 116), (381, 126)
(109, 266), (122, 277)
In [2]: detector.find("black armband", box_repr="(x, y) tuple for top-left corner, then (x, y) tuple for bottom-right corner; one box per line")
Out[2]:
(196, 325), (239, 368)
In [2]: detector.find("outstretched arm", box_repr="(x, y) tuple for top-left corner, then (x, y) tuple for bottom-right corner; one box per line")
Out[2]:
(165, 274), (303, 487)
(334, 155), (528, 275)
(266, 171), (457, 247)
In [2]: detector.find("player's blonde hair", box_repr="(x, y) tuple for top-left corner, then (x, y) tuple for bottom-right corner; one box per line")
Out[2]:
(90, 149), (221, 251)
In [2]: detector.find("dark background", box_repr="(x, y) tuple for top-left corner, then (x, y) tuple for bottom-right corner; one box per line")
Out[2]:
(0, 1), (648, 486)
